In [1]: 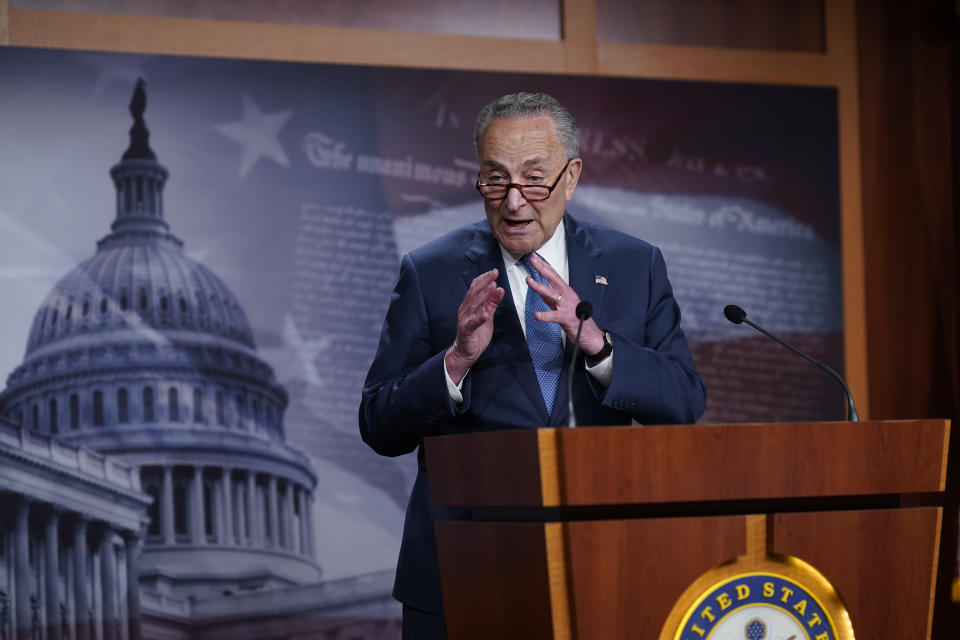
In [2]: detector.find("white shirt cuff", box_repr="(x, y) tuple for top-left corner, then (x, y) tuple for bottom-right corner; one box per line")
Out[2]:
(444, 356), (466, 404)
(585, 351), (613, 388)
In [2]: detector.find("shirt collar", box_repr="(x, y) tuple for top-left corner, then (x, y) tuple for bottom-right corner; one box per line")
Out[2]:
(498, 218), (567, 270)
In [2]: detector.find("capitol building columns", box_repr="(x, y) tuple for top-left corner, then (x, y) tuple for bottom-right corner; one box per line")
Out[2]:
(246, 473), (260, 546)
(14, 499), (30, 640)
(281, 482), (292, 550)
(99, 526), (119, 640)
(73, 517), (90, 640)
(160, 466), (175, 546)
(0, 429), (149, 640)
(135, 464), (315, 560)
(1, 462), (318, 638)
(123, 533), (142, 640)
(296, 488), (308, 555)
(267, 475), (279, 549)
(0, 485), (149, 640)
(219, 468), (233, 547)
(305, 492), (316, 559)
(190, 466), (205, 546)
(233, 472), (246, 546)
(44, 507), (61, 640)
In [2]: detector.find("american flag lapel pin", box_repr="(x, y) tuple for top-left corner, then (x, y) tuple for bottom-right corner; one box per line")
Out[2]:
(595, 274), (608, 286)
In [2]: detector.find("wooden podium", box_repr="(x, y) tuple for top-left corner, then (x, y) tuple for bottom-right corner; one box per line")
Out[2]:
(425, 420), (950, 639)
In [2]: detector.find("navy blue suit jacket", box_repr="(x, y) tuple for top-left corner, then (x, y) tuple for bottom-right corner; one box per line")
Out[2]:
(359, 213), (706, 614)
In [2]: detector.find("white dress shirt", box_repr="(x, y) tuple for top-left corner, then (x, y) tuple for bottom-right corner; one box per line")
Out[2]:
(444, 219), (613, 403)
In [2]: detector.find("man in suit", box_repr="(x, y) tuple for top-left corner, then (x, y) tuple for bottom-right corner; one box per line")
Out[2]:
(359, 92), (706, 638)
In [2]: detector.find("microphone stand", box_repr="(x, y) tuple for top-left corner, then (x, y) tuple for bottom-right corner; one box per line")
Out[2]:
(567, 302), (593, 427)
(724, 304), (859, 422)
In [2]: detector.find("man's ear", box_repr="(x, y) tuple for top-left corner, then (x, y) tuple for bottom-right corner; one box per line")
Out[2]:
(564, 157), (583, 202)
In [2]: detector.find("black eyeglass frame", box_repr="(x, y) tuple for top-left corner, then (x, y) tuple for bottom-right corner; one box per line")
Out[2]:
(475, 158), (574, 202)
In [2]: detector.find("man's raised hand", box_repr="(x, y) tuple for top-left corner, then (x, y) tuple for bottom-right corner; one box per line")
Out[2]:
(526, 253), (605, 355)
(445, 269), (505, 384)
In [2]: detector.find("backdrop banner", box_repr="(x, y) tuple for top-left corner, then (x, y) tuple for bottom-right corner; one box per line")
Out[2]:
(0, 46), (842, 635)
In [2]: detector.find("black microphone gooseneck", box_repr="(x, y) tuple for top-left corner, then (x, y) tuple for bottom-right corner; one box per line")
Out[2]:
(723, 304), (860, 421)
(567, 301), (594, 427)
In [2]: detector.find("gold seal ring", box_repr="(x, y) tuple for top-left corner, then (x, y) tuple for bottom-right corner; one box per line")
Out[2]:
(555, 294), (563, 306)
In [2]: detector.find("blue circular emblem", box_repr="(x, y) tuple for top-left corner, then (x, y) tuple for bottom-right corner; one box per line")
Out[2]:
(676, 573), (838, 640)
(744, 618), (766, 640)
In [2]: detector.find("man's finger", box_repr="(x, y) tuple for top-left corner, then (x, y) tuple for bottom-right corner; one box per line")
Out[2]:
(470, 268), (499, 290)
(526, 276), (567, 308)
(464, 268), (500, 306)
(467, 280), (500, 316)
(482, 286), (506, 315)
(529, 253), (565, 290)
(459, 279), (503, 332)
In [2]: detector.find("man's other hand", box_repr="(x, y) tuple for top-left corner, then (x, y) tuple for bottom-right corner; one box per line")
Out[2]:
(526, 253), (606, 354)
(445, 269), (505, 384)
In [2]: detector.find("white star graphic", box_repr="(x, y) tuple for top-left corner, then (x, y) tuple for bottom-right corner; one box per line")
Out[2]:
(281, 314), (331, 388)
(214, 93), (293, 178)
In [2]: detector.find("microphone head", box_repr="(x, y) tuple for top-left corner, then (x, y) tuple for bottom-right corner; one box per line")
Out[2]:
(724, 304), (747, 324)
(575, 301), (593, 320)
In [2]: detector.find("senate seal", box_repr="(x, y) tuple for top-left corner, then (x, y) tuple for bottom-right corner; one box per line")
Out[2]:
(660, 555), (855, 640)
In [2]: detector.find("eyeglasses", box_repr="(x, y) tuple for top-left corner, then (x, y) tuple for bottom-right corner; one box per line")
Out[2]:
(476, 158), (573, 202)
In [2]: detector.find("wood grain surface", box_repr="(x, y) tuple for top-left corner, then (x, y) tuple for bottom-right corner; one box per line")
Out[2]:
(435, 521), (558, 639)
(774, 508), (942, 640)
(557, 421), (949, 505)
(564, 516), (746, 639)
(428, 420), (950, 507)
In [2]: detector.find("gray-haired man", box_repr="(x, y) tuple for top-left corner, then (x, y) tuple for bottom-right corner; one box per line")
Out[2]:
(360, 92), (706, 637)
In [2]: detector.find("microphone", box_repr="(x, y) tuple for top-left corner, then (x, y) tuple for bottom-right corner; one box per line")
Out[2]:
(567, 301), (593, 427)
(723, 304), (859, 421)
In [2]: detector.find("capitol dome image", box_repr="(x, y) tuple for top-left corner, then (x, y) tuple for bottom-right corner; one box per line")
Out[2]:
(0, 80), (342, 638)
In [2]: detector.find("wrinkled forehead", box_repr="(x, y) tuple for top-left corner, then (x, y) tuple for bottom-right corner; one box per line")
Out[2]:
(477, 116), (565, 166)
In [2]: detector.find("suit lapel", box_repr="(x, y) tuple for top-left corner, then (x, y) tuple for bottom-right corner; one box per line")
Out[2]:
(463, 226), (550, 424)
(566, 215), (607, 340)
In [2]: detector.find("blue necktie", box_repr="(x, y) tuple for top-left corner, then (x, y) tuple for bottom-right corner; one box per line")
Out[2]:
(520, 254), (564, 416)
